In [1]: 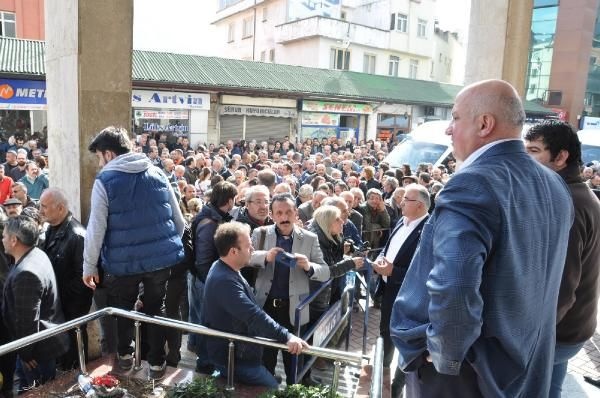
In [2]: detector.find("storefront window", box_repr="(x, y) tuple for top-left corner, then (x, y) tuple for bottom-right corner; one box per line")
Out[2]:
(525, 4), (559, 102)
(584, 2), (600, 119)
(0, 110), (31, 138)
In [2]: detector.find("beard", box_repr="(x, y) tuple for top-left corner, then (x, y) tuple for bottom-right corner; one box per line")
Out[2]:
(17, 161), (26, 167)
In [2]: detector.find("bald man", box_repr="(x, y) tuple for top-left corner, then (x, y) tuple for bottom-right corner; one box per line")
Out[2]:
(390, 80), (574, 397)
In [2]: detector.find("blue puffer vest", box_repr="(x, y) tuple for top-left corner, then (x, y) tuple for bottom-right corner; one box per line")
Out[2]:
(98, 166), (184, 276)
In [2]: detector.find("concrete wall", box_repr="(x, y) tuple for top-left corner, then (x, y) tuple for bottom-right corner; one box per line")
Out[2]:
(46, 0), (133, 222)
(465, 0), (532, 94)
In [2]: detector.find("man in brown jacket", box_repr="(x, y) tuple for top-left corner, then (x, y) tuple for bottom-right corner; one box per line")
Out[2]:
(525, 120), (600, 398)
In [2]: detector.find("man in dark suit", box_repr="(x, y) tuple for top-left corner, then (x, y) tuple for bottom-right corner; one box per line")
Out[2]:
(390, 80), (574, 397)
(202, 221), (308, 388)
(2, 216), (69, 393)
(374, 183), (430, 398)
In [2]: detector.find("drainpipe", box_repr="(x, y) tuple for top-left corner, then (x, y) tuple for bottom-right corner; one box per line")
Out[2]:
(252, 0), (257, 61)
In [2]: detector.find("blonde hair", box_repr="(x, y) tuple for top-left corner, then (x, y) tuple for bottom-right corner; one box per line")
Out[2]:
(313, 205), (341, 242)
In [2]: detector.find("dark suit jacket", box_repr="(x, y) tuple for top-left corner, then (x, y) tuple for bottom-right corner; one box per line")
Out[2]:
(380, 216), (429, 309)
(2, 248), (69, 362)
(41, 213), (92, 320)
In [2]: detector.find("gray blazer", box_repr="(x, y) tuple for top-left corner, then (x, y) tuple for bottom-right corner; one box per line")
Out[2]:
(249, 225), (329, 326)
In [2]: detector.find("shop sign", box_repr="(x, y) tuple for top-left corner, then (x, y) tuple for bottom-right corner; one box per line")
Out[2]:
(301, 112), (339, 126)
(0, 79), (47, 110)
(581, 116), (600, 129)
(132, 90), (210, 110)
(142, 123), (189, 133)
(134, 109), (189, 120)
(301, 126), (337, 140)
(302, 100), (373, 114)
(220, 105), (297, 118)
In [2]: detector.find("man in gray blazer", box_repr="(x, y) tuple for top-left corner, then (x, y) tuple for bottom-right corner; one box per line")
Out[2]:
(249, 193), (329, 385)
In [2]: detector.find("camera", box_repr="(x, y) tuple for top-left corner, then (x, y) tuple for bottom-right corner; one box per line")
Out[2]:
(275, 251), (297, 268)
(344, 239), (371, 257)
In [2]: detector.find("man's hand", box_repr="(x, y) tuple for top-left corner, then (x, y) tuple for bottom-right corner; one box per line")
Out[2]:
(82, 274), (99, 290)
(352, 257), (365, 269)
(21, 358), (38, 371)
(286, 334), (309, 355)
(294, 254), (310, 271)
(377, 200), (387, 213)
(373, 257), (393, 276)
(265, 247), (283, 263)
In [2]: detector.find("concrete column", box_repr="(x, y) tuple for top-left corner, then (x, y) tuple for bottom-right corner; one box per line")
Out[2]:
(465, 0), (533, 95)
(45, 0), (133, 222)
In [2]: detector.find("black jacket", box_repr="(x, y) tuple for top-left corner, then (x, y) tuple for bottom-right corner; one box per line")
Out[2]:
(40, 213), (92, 319)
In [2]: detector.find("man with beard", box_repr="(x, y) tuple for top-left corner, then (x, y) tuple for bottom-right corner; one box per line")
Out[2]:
(8, 150), (27, 182)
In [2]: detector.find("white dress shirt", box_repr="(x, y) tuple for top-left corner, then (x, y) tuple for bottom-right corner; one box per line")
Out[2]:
(381, 213), (429, 282)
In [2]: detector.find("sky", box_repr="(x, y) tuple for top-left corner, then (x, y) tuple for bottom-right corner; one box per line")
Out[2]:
(133, 0), (471, 56)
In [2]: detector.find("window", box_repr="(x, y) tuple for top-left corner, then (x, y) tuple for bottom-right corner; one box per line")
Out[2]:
(242, 16), (254, 38)
(341, 11), (347, 20)
(227, 23), (235, 42)
(417, 19), (427, 37)
(331, 48), (350, 70)
(260, 51), (266, 62)
(388, 56), (400, 77)
(262, 7), (268, 22)
(269, 49), (275, 62)
(363, 54), (376, 74)
(396, 14), (408, 33)
(0, 12), (16, 38)
(219, 0), (243, 10)
(409, 59), (419, 79)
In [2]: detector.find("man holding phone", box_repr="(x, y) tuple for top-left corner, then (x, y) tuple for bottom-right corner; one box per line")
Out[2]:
(248, 193), (329, 385)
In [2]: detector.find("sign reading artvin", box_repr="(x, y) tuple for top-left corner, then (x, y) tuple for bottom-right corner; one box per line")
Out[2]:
(132, 90), (210, 110)
(0, 79), (47, 110)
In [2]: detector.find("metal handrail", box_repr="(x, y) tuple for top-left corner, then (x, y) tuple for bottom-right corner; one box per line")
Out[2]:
(0, 307), (364, 392)
(370, 337), (384, 398)
(292, 281), (356, 383)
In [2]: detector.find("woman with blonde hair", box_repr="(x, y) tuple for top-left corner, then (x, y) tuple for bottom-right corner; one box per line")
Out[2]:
(309, 205), (364, 322)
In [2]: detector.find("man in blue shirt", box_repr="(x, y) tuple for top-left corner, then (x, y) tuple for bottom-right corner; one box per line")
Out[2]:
(390, 80), (573, 397)
(202, 221), (308, 388)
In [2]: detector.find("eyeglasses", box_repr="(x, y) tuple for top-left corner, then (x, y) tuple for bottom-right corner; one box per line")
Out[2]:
(401, 198), (421, 203)
(248, 200), (270, 206)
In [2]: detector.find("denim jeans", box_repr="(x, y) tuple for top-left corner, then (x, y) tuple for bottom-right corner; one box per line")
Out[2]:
(187, 273), (211, 368)
(16, 357), (56, 394)
(549, 341), (585, 398)
(215, 363), (279, 389)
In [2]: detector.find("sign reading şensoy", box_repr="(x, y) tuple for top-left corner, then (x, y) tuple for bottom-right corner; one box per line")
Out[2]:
(132, 90), (210, 110)
(0, 79), (47, 110)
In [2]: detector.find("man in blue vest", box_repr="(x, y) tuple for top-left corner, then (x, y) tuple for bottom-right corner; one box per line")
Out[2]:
(82, 126), (185, 380)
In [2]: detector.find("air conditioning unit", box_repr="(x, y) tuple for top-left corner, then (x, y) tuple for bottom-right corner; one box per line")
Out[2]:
(545, 90), (563, 106)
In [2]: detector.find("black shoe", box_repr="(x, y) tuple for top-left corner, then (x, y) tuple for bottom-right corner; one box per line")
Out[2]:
(301, 375), (322, 387)
(195, 363), (215, 374)
(148, 362), (167, 380)
(584, 375), (600, 389)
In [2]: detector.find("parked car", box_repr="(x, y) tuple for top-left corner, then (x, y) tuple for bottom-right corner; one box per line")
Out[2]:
(577, 129), (600, 166)
(383, 121), (541, 172)
(382, 121), (452, 171)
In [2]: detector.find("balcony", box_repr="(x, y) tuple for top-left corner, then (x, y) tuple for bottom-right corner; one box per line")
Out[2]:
(275, 16), (389, 50)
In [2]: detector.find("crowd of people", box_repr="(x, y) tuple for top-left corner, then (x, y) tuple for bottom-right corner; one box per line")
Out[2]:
(0, 79), (599, 397)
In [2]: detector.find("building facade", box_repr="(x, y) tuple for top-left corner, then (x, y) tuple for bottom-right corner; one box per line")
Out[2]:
(213, 0), (464, 84)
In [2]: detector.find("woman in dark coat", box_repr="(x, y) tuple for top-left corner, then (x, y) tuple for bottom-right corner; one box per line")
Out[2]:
(308, 205), (364, 322)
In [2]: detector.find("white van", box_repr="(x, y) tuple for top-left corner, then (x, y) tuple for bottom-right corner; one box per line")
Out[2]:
(577, 129), (600, 165)
(383, 121), (452, 170)
(383, 121), (540, 170)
